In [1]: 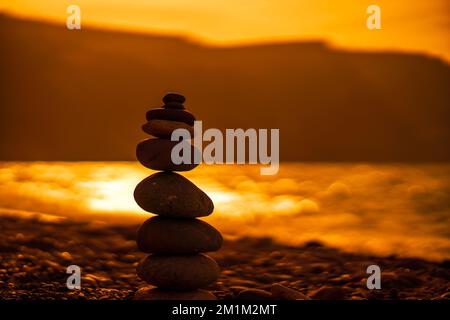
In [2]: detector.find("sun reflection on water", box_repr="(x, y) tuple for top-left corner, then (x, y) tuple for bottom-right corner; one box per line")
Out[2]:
(0, 162), (449, 261)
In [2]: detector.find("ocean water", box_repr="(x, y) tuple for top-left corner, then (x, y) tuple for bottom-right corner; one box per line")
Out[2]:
(0, 162), (449, 261)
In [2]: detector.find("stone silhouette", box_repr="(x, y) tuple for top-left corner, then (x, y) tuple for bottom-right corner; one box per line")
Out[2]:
(133, 93), (222, 300)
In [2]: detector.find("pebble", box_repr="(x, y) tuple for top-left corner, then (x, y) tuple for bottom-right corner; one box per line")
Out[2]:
(59, 251), (72, 260)
(309, 285), (347, 300)
(437, 292), (450, 300)
(134, 172), (214, 217)
(142, 119), (194, 138)
(137, 216), (222, 254)
(146, 108), (195, 126)
(227, 279), (258, 287)
(137, 254), (220, 290)
(237, 289), (273, 300)
(308, 262), (330, 274)
(229, 286), (251, 295)
(350, 295), (366, 300)
(329, 274), (352, 284)
(255, 273), (273, 284)
(136, 138), (200, 171)
(382, 271), (424, 288)
(134, 287), (217, 300)
(271, 283), (310, 300)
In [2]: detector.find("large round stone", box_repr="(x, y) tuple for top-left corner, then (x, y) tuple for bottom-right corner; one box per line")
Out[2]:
(146, 108), (195, 126)
(134, 172), (214, 217)
(137, 216), (223, 253)
(134, 287), (216, 300)
(136, 138), (199, 171)
(142, 119), (194, 138)
(137, 254), (220, 290)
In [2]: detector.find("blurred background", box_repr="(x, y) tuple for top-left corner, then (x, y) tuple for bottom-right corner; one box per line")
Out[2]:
(0, 0), (449, 262)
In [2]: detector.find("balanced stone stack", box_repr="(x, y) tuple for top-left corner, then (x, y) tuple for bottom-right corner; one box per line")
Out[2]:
(133, 93), (222, 300)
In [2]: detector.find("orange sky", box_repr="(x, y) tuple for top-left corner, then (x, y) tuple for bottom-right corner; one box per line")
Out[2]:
(0, 0), (449, 61)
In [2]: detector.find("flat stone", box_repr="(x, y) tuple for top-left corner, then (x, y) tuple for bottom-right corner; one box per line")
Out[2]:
(134, 287), (216, 300)
(164, 101), (185, 109)
(136, 138), (199, 171)
(229, 286), (251, 295)
(237, 289), (273, 300)
(146, 108), (195, 126)
(134, 172), (214, 217)
(137, 254), (220, 290)
(137, 216), (222, 253)
(142, 119), (194, 138)
(271, 283), (310, 300)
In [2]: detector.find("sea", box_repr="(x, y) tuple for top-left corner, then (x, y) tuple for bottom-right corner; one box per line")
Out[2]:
(0, 162), (449, 261)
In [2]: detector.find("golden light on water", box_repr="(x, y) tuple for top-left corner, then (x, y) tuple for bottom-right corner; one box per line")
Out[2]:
(0, 162), (449, 261)
(83, 179), (142, 213)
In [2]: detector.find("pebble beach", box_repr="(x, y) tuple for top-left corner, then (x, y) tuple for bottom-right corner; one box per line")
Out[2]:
(1, 214), (449, 300)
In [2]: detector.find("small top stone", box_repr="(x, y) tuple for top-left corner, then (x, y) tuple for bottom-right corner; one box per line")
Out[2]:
(161, 93), (186, 110)
(163, 93), (185, 104)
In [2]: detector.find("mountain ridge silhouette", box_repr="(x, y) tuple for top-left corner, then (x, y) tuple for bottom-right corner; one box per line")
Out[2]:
(1, 14), (449, 161)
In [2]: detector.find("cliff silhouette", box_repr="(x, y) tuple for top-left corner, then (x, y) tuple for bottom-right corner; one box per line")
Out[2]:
(1, 14), (449, 161)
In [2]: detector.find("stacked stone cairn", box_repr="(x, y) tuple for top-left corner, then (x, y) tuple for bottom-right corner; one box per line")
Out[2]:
(133, 93), (222, 300)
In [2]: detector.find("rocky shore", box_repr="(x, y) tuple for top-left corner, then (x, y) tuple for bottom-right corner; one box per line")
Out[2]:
(1, 215), (449, 300)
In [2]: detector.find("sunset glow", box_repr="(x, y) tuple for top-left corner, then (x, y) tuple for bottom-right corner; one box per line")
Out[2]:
(0, 0), (449, 61)
(1, 0), (449, 302)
